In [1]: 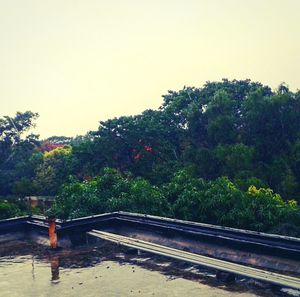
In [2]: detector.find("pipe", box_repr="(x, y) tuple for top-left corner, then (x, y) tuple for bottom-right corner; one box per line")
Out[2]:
(48, 217), (58, 249)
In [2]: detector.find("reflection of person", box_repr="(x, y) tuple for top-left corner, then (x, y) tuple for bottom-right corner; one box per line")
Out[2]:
(50, 256), (60, 281)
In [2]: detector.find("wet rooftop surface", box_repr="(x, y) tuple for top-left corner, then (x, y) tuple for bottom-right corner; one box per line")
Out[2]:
(1, 240), (299, 297)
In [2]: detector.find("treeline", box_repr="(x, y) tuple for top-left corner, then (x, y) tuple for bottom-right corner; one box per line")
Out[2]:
(1, 79), (300, 235)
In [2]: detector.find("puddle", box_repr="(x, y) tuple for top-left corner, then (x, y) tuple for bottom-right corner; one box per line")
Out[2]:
(0, 257), (255, 297)
(0, 240), (299, 297)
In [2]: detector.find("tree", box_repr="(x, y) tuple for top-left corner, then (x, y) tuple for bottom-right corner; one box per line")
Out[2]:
(212, 144), (255, 179)
(34, 146), (73, 195)
(74, 109), (183, 183)
(0, 111), (39, 196)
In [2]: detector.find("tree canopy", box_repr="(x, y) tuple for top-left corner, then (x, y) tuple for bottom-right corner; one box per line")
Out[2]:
(1, 80), (300, 236)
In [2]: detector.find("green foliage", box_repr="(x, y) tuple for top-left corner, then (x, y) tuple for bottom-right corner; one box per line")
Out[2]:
(2, 80), (300, 237)
(0, 111), (39, 196)
(51, 168), (170, 219)
(212, 144), (255, 178)
(12, 177), (39, 196)
(34, 146), (73, 195)
(234, 177), (267, 192)
(0, 201), (24, 220)
(165, 171), (300, 235)
(50, 168), (300, 236)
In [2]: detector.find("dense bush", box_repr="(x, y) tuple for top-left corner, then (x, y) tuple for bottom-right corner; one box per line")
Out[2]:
(49, 168), (300, 236)
(0, 201), (23, 220)
(166, 171), (300, 235)
(50, 168), (170, 219)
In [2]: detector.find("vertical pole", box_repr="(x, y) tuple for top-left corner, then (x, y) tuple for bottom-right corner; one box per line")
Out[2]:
(48, 217), (58, 249)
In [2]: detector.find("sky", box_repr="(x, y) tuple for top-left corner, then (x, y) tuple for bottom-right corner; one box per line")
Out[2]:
(0, 0), (299, 138)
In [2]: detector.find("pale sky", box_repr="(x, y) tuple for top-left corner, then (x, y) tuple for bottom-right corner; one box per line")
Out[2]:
(1, 0), (299, 138)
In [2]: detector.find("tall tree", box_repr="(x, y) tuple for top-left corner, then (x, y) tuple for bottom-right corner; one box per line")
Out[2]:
(0, 111), (39, 196)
